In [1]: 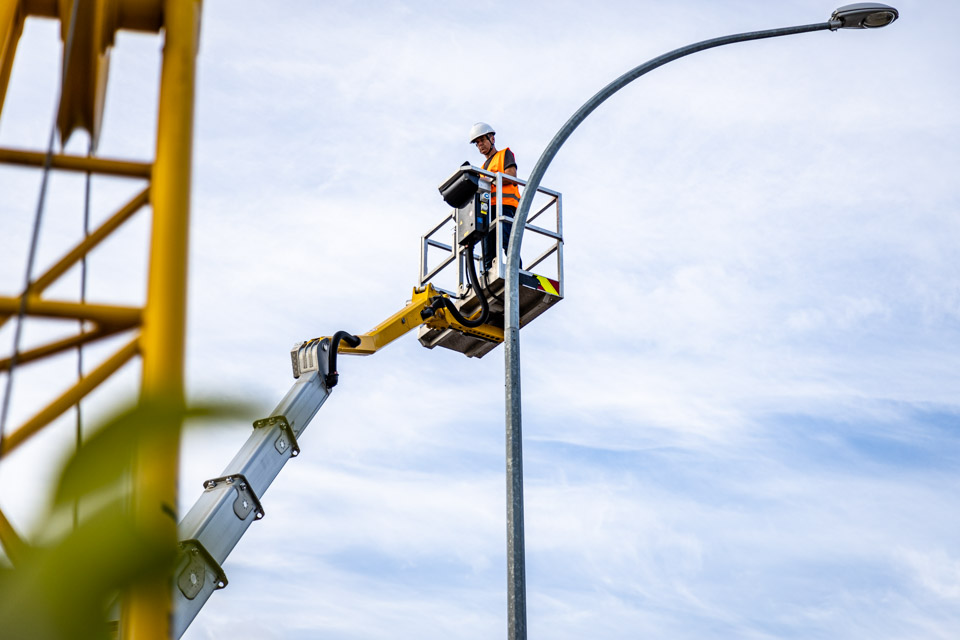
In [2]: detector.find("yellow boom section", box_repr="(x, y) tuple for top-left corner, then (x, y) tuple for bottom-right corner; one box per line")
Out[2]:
(322, 284), (504, 356)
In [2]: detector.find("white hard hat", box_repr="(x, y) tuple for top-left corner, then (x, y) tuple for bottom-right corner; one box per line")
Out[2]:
(468, 122), (495, 143)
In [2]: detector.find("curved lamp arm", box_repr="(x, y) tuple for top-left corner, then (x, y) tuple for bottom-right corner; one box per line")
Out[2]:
(501, 6), (898, 639)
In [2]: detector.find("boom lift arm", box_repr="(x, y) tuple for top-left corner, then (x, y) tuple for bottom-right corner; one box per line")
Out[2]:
(327, 283), (503, 354)
(301, 282), (505, 381)
(173, 339), (333, 636)
(173, 165), (563, 637)
(172, 284), (502, 636)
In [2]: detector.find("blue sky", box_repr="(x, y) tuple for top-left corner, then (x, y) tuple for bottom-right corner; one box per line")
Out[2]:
(2, 1), (959, 638)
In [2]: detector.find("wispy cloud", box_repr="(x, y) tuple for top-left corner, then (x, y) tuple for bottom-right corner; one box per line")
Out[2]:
(3, 1), (959, 638)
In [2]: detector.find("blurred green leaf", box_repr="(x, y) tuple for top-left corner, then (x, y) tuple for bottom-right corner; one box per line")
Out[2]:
(0, 395), (251, 639)
(54, 398), (250, 508)
(0, 498), (173, 640)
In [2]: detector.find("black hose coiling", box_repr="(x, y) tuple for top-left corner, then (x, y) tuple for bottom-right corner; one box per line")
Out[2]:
(325, 330), (361, 388)
(426, 240), (490, 328)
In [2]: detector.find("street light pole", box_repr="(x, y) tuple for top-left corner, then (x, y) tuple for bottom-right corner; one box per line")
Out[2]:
(501, 5), (898, 639)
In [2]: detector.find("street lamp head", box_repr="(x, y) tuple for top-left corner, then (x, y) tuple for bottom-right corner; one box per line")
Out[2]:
(830, 3), (899, 30)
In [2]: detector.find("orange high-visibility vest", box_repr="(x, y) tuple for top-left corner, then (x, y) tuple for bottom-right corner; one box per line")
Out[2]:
(484, 148), (520, 208)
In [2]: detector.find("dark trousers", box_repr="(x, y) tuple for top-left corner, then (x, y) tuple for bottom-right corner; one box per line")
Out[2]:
(482, 204), (516, 271)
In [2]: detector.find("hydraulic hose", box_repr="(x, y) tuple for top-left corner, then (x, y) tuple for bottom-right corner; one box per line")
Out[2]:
(423, 240), (490, 328)
(325, 330), (361, 388)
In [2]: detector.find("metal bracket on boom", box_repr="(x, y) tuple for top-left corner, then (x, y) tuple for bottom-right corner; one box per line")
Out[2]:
(253, 415), (301, 458)
(203, 474), (265, 521)
(176, 539), (228, 601)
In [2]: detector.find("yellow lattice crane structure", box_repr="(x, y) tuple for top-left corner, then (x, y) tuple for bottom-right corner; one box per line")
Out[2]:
(1, 3), (566, 637)
(1, 1), (201, 637)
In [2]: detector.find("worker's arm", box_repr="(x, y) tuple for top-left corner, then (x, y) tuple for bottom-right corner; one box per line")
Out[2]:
(503, 148), (518, 178)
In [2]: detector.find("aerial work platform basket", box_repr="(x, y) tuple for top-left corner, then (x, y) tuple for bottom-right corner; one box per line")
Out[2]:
(417, 165), (564, 358)
(303, 165), (564, 364)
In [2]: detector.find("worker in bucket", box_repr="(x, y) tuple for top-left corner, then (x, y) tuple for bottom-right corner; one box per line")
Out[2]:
(469, 122), (520, 272)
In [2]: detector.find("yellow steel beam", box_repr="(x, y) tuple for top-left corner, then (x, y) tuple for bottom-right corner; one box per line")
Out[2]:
(0, 147), (151, 177)
(122, 0), (201, 636)
(0, 0), (25, 121)
(22, 0), (57, 19)
(0, 325), (127, 371)
(3, 0), (164, 135)
(22, 0), (164, 27)
(0, 337), (139, 457)
(109, 0), (164, 33)
(0, 296), (142, 327)
(0, 188), (149, 333)
(29, 186), (150, 295)
(0, 506), (27, 567)
(56, 0), (112, 146)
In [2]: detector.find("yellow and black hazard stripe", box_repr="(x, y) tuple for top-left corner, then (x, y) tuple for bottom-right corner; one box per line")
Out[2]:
(519, 273), (561, 297)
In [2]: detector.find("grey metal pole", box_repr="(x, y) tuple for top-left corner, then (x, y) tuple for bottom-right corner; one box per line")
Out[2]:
(502, 19), (839, 640)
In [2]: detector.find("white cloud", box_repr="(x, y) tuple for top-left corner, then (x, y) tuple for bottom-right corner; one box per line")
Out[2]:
(3, 0), (960, 637)
(900, 548), (960, 601)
